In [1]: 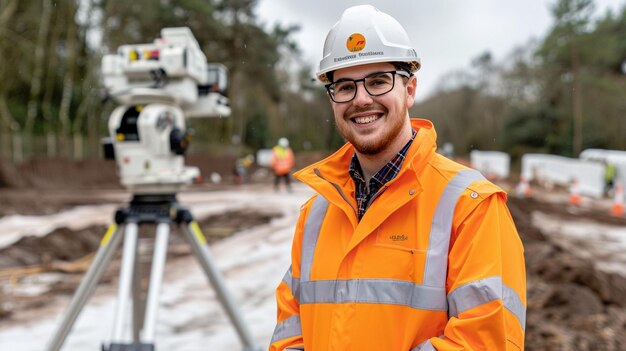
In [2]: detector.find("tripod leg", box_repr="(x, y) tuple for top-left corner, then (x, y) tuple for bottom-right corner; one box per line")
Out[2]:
(131, 233), (144, 342)
(45, 224), (124, 351)
(142, 221), (170, 343)
(181, 220), (261, 351)
(111, 222), (140, 343)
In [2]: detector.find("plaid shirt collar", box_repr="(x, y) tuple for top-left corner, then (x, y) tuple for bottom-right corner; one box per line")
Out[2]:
(349, 129), (416, 220)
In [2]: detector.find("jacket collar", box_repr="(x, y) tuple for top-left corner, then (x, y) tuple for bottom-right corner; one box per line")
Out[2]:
(294, 118), (438, 196)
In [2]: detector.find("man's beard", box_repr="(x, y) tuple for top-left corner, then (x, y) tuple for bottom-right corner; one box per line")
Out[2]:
(337, 101), (407, 155)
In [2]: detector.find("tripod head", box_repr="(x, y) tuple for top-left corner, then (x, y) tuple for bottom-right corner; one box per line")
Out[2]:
(101, 27), (230, 193)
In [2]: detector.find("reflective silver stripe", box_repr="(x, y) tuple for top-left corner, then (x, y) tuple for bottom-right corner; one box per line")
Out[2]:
(411, 339), (436, 351)
(282, 266), (301, 300)
(282, 266), (293, 291)
(299, 279), (447, 311)
(503, 283), (526, 330)
(286, 348), (305, 351)
(270, 315), (302, 344)
(423, 169), (485, 287)
(447, 276), (526, 331)
(448, 276), (502, 318)
(300, 196), (329, 282)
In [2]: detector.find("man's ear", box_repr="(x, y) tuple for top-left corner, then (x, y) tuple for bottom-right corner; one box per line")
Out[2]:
(405, 76), (417, 108)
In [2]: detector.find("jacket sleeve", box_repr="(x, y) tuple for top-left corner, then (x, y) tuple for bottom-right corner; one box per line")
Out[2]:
(424, 190), (526, 351)
(269, 199), (313, 351)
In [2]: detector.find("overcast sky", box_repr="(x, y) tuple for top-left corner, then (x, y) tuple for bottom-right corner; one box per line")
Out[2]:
(255, 0), (625, 101)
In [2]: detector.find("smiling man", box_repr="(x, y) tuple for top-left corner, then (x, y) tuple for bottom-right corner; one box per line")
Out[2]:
(270, 5), (526, 351)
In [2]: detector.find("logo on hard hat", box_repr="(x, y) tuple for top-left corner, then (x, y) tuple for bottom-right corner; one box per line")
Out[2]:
(346, 33), (366, 52)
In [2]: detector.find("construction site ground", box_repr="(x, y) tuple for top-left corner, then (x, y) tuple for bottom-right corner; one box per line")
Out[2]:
(1, 157), (626, 350)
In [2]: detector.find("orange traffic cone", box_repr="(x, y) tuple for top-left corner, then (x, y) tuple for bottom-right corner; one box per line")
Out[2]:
(611, 182), (624, 217)
(516, 176), (531, 198)
(568, 178), (581, 206)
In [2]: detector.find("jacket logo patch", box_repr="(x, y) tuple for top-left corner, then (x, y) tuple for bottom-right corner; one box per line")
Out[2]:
(389, 234), (408, 242)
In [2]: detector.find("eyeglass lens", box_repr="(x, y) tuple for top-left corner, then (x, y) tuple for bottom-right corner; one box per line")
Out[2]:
(330, 72), (396, 102)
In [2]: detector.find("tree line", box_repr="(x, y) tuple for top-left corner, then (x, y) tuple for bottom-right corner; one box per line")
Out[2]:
(414, 0), (626, 161)
(0, 0), (341, 162)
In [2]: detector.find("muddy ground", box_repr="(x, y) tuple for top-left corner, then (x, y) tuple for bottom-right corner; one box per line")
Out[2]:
(1, 158), (626, 350)
(508, 196), (626, 350)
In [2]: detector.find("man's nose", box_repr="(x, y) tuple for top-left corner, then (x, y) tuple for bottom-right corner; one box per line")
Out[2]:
(352, 81), (373, 106)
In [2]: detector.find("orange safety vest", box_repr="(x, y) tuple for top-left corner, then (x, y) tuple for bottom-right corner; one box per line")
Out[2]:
(272, 146), (295, 176)
(270, 119), (526, 350)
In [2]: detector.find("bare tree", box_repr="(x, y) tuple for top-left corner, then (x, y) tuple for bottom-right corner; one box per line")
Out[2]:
(0, 0), (19, 161)
(24, 0), (53, 157)
(58, 1), (78, 157)
(41, 7), (62, 157)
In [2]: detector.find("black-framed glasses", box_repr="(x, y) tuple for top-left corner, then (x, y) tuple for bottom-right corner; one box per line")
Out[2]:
(325, 70), (413, 103)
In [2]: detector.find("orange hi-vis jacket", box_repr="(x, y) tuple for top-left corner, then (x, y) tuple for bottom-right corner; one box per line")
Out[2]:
(272, 146), (295, 176)
(270, 119), (526, 351)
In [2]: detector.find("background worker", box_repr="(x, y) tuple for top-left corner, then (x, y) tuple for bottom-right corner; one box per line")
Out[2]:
(271, 137), (295, 192)
(270, 5), (526, 351)
(233, 154), (255, 184)
(604, 159), (616, 197)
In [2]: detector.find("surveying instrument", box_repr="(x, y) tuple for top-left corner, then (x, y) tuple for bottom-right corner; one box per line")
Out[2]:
(45, 27), (261, 351)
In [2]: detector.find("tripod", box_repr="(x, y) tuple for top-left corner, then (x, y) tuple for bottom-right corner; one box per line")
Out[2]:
(45, 193), (261, 351)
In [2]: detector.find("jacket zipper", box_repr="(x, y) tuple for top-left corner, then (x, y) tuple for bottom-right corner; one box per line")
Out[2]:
(313, 168), (358, 218)
(365, 185), (389, 210)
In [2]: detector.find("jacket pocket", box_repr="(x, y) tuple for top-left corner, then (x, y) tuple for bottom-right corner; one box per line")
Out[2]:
(368, 230), (426, 282)
(374, 228), (420, 253)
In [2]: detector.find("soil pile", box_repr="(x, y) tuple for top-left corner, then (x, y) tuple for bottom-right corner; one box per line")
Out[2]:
(0, 208), (281, 321)
(0, 152), (329, 190)
(509, 197), (626, 350)
(0, 157), (119, 189)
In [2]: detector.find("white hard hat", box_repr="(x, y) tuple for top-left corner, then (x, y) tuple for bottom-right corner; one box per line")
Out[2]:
(316, 5), (421, 83)
(278, 137), (289, 147)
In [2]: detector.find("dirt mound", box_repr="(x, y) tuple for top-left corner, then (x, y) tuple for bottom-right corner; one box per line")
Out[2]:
(0, 157), (120, 189)
(508, 197), (626, 350)
(0, 208), (278, 270)
(0, 207), (281, 321)
(0, 151), (328, 190)
(0, 226), (105, 268)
